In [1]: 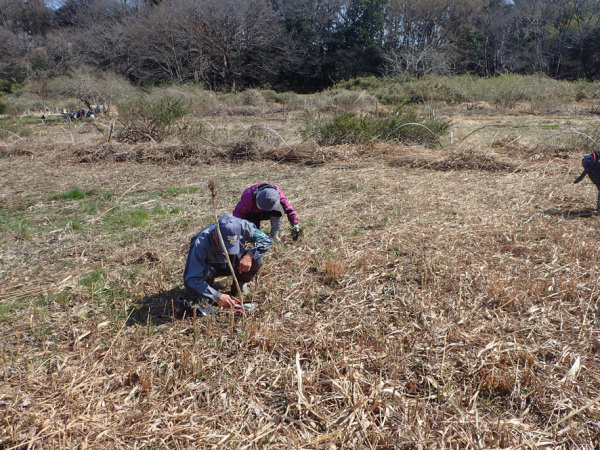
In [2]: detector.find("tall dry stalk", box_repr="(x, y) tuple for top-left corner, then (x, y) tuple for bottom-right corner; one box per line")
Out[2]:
(208, 180), (245, 309)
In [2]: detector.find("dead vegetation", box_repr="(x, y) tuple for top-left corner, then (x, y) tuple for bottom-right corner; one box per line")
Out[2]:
(389, 147), (518, 172)
(1, 109), (600, 449)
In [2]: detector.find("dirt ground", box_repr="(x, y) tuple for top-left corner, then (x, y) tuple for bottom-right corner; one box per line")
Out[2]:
(1, 107), (600, 448)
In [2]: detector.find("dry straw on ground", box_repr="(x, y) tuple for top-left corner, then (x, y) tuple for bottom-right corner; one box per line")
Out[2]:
(1, 110), (600, 448)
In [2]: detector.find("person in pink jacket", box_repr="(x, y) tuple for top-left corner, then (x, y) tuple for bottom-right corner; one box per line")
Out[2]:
(233, 182), (300, 241)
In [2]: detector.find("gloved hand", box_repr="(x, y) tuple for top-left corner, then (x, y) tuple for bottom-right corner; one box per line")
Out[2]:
(291, 223), (302, 241)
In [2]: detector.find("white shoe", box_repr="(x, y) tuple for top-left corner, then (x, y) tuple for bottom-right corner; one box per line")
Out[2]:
(241, 284), (250, 296)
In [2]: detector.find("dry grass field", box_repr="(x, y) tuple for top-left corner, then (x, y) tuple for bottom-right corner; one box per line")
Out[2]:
(1, 103), (600, 448)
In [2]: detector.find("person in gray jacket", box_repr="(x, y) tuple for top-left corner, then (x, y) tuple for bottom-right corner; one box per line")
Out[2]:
(183, 215), (273, 309)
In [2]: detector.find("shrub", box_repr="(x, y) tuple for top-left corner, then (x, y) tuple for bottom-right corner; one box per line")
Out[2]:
(239, 89), (266, 107)
(307, 109), (450, 146)
(0, 77), (16, 94)
(0, 119), (33, 140)
(115, 94), (190, 143)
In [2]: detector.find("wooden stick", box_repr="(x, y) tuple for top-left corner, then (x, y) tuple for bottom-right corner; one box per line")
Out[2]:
(208, 180), (245, 310)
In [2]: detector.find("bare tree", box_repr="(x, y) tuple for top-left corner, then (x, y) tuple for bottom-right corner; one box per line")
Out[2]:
(0, 0), (53, 37)
(383, 0), (467, 77)
(0, 25), (23, 80)
(51, 66), (135, 111)
(127, 0), (285, 89)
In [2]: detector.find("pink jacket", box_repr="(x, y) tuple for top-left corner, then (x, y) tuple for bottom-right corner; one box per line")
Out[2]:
(233, 182), (299, 225)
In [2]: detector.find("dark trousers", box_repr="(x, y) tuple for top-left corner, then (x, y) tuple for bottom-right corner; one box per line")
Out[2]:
(245, 211), (282, 230)
(205, 254), (263, 285)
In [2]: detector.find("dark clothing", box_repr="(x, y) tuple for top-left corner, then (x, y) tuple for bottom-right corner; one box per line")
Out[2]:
(183, 219), (272, 302)
(244, 209), (283, 230)
(201, 253), (264, 287)
(578, 151), (600, 211)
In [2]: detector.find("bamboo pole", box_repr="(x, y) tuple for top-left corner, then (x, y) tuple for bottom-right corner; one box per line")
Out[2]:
(208, 180), (245, 311)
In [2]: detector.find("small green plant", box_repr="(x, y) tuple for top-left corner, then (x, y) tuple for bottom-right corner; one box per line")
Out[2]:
(59, 188), (85, 200)
(81, 269), (104, 287)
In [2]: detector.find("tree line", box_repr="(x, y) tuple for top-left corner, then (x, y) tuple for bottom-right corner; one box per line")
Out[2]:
(2, 0), (600, 92)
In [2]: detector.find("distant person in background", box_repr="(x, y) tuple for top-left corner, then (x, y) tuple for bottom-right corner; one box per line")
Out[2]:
(233, 182), (300, 241)
(574, 151), (600, 211)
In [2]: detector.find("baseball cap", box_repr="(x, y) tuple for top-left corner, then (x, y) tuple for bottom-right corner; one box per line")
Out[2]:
(256, 187), (280, 211)
(218, 215), (241, 254)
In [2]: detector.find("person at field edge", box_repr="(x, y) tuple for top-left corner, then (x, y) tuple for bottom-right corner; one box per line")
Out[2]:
(232, 182), (300, 241)
(183, 215), (273, 309)
(574, 150), (600, 212)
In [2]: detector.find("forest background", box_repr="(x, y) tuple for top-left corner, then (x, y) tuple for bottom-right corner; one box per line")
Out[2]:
(2, 0), (600, 95)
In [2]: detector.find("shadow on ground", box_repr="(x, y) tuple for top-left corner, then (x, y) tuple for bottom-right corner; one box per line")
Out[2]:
(126, 287), (187, 327)
(543, 208), (598, 219)
(126, 282), (229, 326)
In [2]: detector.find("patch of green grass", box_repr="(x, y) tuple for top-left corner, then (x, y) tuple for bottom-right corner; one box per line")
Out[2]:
(153, 204), (168, 217)
(47, 291), (74, 308)
(81, 269), (104, 287)
(75, 269), (131, 315)
(0, 208), (34, 235)
(79, 199), (99, 215)
(175, 217), (193, 227)
(93, 286), (130, 313)
(56, 187), (85, 200)
(0, 120), (33, 140)
(35, 308), (51, 319)
(51, 188), (113, 202)
(103, 206), (150, 229)
(152, 203), (182, 216)
(99, 191), (115, 201)
(0, 301), (27, 323)
(18, 116), (43, 123)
